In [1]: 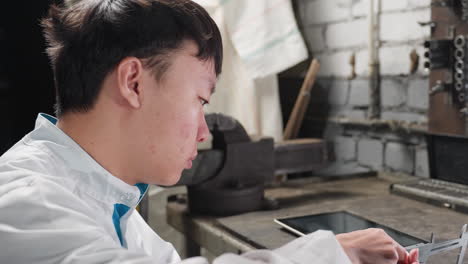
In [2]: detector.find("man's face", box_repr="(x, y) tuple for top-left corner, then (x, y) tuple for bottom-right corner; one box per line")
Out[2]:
(135, 41), (214, 186)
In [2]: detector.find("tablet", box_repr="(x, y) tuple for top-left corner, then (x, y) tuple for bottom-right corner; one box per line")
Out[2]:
(275, 211), (426, 247)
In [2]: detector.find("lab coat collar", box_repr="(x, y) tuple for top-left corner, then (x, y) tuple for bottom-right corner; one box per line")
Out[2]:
(30, 113), (148, 208)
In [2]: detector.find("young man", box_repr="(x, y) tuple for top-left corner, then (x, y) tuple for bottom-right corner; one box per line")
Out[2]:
(0, 0), (419, 263)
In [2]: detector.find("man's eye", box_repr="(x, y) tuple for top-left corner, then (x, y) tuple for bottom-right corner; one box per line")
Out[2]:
(200, 98), (209, 106)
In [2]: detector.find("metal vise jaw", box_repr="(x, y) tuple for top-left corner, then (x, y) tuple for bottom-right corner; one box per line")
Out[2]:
(178, 113), (274, 216)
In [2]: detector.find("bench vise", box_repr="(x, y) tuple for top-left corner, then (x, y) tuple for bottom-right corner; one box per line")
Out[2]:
(177, 113), (329, 216)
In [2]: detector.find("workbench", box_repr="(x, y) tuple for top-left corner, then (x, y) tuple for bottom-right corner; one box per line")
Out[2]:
(166, 174), (468, 263)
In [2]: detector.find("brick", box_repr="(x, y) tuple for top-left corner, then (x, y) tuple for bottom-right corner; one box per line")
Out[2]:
(356, 47), (429, 77)
(407, 78), (429, 110)
(355, 49), (369, 76)
(302, 0), (351, 25)
(382, 111), (427, 123)
(385, 142), (414, 173)
(381, 10), (430, 42)
(408, 0), (431, 8)
(349, 78), (370, 106)
(326, 19), (367, 49)
(303, 26), (326, 52)
(328, 79), (349, 105)
(357, 138), (383, 169)
(380, 45), (426, 75)
(352, 0), (367, 17)
(381, 0), (408, 12)
(415, 146), (430, 177)
(334, 136), (357, 161)
(352, 0), (381, 17)
(381, 78), (406, 107)
(316, 50), (353, 77)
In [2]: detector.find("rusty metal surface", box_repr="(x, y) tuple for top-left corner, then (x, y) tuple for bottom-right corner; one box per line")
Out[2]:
(429, 5), (468, 135)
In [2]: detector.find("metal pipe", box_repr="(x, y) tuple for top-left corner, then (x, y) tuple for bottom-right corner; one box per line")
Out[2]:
(368, 0), (380, 119)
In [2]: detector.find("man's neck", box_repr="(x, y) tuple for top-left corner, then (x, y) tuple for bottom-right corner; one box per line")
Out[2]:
(57, 110), (138, 186)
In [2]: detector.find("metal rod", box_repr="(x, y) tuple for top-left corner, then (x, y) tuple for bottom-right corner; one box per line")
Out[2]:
(368, 0), (381, 119)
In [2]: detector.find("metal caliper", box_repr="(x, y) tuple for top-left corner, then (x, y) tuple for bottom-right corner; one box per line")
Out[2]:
(405, 224), (468, 264)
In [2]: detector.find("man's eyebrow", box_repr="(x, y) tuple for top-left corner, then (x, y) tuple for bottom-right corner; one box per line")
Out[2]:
(210, 84), (216, 95)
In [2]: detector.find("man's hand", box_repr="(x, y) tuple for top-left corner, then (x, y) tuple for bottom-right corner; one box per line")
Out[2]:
(336, 228), (419, 264)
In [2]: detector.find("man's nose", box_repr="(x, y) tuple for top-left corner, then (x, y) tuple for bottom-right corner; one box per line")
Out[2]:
(197, 114), (209, 142)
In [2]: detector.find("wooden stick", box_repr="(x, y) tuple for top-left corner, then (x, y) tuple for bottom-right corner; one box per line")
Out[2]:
(283, 59), (320, 140)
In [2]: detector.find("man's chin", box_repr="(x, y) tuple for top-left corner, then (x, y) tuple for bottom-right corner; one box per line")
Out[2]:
(154, 173), (182, 187)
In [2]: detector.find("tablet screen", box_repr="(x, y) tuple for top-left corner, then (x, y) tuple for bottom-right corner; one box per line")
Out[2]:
(275, 211), (426, 247)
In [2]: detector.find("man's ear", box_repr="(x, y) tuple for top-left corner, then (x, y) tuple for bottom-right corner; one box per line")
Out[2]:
(117, 57), (144, 109)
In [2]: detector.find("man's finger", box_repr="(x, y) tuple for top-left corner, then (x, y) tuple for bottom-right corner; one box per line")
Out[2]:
(395, 243), (409, 261)
(409, 249), (419, 264)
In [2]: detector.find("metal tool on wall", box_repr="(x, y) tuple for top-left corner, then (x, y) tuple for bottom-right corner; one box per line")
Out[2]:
(405, 224), (468, 264)
(427, 0), (468, 135)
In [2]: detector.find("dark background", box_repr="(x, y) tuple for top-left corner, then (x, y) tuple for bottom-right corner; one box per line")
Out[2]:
(0, 1), (56, 154)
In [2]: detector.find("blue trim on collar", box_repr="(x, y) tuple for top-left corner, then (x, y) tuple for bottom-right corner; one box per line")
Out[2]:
(112, 183), (148, 246)
(112, 204), (130, 246)
(135, 183), (149, 201)
(39, 113), (58, 125)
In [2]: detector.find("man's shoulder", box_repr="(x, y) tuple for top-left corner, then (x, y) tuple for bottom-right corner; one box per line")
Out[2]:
(0, 133), (65, 180)
(0, 135), (80, 208)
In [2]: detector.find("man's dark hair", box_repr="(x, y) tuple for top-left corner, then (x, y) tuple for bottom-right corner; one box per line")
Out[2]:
(42, 0), (223, 116)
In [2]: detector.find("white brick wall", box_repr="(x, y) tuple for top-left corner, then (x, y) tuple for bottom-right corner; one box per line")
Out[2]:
(355, 49), (369, 76)
(379, 45), (426, 75)
(408, 0), (431, 8)
(381, 79), (406, 107)
(335, 136), (356, 161)
(326, 19), (367, 49)
(380, 10), (430, 43)
(407, 78), (429, 110)
(294, 0), (431, 177)
(358, 138), (383, 168)
(316, 50), (353, 77)
(381, 0), (408, 12)
(349, 79), (370, 106)
(385, 142), (415, 173)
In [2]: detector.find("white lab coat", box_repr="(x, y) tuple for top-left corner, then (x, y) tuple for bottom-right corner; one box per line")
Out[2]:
(0, 114), (351, 264)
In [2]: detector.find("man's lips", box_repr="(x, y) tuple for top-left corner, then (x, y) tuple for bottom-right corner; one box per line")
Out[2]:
(185, 160), (193, 169)
(185, 153), (197, 169)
